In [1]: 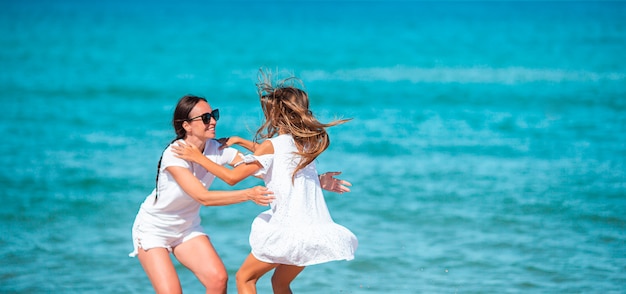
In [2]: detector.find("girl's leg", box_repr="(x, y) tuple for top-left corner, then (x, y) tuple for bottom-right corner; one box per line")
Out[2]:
(235, 253), (277, 294)
(173, 235), (228, 294)
(137, 247), (182, 294)
(271, 265), (305, 294)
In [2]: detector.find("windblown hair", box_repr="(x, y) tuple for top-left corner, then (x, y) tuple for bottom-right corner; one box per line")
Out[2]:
(254, 69), (350, 182)
(154, 95), (207, 203)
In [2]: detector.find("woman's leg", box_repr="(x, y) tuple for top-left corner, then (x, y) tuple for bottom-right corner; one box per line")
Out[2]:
(236, 253), (277, 294)
(173, 235), (228, 294)
(137, 247), (182, 294)
(271, 265), (305, 294)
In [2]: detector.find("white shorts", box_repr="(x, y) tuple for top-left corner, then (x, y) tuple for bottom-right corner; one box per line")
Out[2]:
(129, 212), (207, 257)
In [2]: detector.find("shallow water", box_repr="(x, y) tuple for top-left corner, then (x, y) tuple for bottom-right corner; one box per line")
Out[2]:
(1, 0), (625, 293)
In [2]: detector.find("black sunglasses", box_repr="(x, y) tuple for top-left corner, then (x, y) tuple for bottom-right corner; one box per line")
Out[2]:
(188, 109), (219, 124)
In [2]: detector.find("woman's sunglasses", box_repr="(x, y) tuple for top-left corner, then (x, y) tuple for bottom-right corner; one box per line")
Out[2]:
(188, 109), (219, 124)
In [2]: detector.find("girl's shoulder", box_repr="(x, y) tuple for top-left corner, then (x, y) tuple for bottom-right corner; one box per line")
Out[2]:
(254, 139), (275, 156)
(268, 134), (297, 153)
(270, 134), (293, 143)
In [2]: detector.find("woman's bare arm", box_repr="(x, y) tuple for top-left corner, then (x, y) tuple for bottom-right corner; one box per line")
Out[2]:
(166, 166), (274, 206)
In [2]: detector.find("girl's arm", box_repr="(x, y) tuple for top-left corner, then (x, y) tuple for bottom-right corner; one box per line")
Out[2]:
(166, 166), (274, 206)
(319, 172), (352, 194)
(217, 136), (258, 152)
(172, 140), (274, 186)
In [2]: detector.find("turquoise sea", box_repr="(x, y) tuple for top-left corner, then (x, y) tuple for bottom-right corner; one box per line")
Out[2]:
(2, 0), (625, 293)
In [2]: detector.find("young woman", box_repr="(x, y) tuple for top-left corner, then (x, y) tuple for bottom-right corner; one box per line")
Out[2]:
(172, 70), (358, 293)
(129, 95), (275, 294)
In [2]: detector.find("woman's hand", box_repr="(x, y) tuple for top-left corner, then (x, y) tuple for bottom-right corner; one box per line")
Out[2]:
(320, 172), (352, 194)
(171, 141), (205, 163)
(246, 186), (275, 206)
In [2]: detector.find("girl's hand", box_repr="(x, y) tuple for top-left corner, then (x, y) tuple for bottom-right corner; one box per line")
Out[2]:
(246, 186), (275, 206)
(171, 141), (204, 163)
(217, 136), (241, 150)
(320, 172), (352, 194)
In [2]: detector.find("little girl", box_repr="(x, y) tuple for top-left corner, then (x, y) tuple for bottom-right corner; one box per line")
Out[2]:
(173, 69), (357, 293)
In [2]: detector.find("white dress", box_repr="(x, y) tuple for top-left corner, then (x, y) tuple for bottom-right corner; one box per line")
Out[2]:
(248, 134), (358, 266)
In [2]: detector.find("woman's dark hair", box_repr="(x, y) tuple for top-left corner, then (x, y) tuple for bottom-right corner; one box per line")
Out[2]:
(154, 95), (207, 203)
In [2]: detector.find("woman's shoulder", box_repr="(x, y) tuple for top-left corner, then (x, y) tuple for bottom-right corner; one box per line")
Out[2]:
(205, 139), (239, 162)
(161, 141), (190, 168)
(203, 139), (221, 154)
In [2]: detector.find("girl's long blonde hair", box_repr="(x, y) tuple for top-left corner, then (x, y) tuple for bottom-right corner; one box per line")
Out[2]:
(254, 69), (350, 182)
